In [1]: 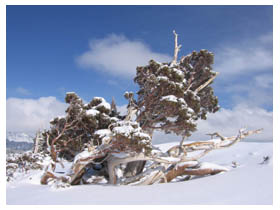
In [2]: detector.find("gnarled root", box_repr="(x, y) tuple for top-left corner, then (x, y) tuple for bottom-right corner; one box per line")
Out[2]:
(40, 171), (69, 185)
(162, 162), (228, 183)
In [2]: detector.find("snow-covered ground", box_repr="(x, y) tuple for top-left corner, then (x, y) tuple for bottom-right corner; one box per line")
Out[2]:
(6, 141), (272, 205)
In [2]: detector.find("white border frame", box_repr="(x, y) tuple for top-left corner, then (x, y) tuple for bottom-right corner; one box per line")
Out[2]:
(1, 1), (278, 210)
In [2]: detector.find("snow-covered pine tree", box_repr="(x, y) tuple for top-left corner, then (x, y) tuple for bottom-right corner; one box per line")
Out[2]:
(41, 92), (120, 161)
(38, 31), (262, 187)
(134, 35), (219, 138)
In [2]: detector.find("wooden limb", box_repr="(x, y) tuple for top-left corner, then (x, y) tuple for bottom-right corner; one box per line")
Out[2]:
(107, 151), (212, 185)
(168, 142), (215, 157)
(46, 133), (51, 151)
(163, 162), (199, 183)
(183, 162), (228, 176)
(167, 128), (263, 157)
(163, 161), (227, 182)
(136, 170), (166, 186)
(194, 72), (219, 93)
(219, 128), (263, 148)
(178, 136), (187, 155)
(183, 167), (227, 176)
(107, 153), (148, 184)
(180, 149), (212, 161)
(107, 153), (171, 185)
(120, 166), (165, 185)
(33, 131), (40, 154)
(124, 106), (137, 121)
(69, 162), (88, 185)
(179, 136), (186, 148)
(171, 30), (182, 65)
(123, 160), (146, 178)
(40, 171), (69, 185)
(41, 171), (57, 185)
(206, 132), (226, 140)
(69, 152), (108, 185)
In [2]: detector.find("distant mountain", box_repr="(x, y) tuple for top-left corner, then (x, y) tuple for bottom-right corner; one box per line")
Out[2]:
(6, 139), (33, 152)
(6, 131), (34, 143)
(6, 132), (34, 152)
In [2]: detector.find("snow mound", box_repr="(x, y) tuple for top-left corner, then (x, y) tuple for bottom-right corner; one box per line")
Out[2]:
(6, 141), (272, 205)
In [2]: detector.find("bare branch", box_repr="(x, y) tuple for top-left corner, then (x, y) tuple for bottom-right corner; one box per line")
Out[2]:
(171, 30), (182, 65)
(194, 72), (219, 93)
(219, 128), (263, 148)
(124, 106), (137, 121)
(206, 132), (226, 140)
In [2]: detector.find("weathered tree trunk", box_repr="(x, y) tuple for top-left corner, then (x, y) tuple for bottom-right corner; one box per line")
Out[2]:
(33, 133), (40, 154)
(123, 160), (146, 178)
(107, 153), (148, 184)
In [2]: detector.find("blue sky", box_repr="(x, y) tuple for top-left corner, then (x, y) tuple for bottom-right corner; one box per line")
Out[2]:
(6, 5), (273, 141)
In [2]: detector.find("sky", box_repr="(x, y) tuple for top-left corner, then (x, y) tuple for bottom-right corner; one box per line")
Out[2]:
(6, 5), (273, 142)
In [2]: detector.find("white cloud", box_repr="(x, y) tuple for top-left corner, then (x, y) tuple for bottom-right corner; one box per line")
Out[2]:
(6, 97), (67, 133)
(220, 73), (273, 108)
(6, 97), (128, 134)
(16, 87), (31, 96)
(192, 104), (272, 142)
(254, 73), (273, 89)
(152, 104), (272, 144)
(212, 33), (273, 109)
(116, 104), (128, 116)
(258, 32), (273, 44)
(76, 34), (172, 78)
(214, 33), (272, 79)
(6, 97), (272, 144)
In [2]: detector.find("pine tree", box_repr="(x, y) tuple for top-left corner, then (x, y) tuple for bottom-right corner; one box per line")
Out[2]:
(38, 31), (262, 187)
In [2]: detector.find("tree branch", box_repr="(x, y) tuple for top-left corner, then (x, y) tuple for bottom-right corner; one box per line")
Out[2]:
(171, 30), (182, 65)
(194, 72), (219, 93)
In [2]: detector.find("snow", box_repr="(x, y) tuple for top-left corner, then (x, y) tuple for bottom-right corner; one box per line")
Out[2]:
(87, 97), (111, 114)
(157, 76), (169, 82)
(73, 149), (91, 164)
(176, 161), (199, 168)
(94, 129), (112, 144)
(94, 129), (111, 137)
(198, 162), (229, 171)
(86, 109), (100, 116)
(112, 124), (135, 137)
(159, 156), (181, 162)
(133, 132), (150, 139)
(6, 141), (272, 204)
(161, 95), (178, 103)
(97, 101), (111, 110)
(187, 107), (194, 113)
(110, 117), (120, 122)
(178, 97), (186, 104)
(167, 116), (178, 122)
(172, 68), (184, 78)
